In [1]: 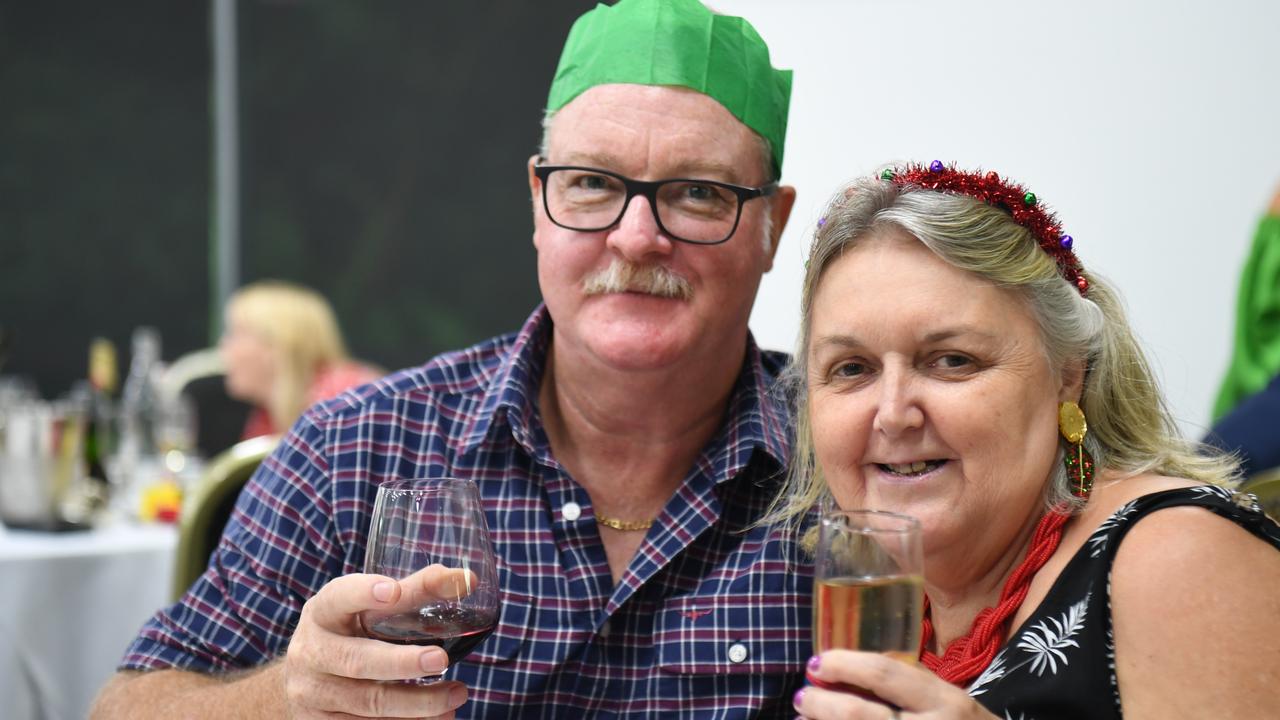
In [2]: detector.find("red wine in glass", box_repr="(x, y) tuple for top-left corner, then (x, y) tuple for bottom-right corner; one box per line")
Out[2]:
(361, 477), (501, 683)
(365, 605), (499, 665)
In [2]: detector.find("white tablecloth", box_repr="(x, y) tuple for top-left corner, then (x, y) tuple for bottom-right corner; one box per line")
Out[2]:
(0, 522), (177, 720)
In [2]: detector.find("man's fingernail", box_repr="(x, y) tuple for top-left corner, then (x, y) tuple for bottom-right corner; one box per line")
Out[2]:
(449, 684), (468, 708)
(420, 647), (448, 674)
(372, 581), (394, 602)
(792, 688), (805, 707)
(807, 654), (821, 672)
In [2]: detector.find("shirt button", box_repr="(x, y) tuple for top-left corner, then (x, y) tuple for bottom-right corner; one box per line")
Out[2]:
(727, 643), (749, 664)
(562, 502), (582, 522)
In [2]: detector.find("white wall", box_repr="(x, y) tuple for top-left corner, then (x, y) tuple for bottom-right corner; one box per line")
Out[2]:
(722, 0), (1280, 435)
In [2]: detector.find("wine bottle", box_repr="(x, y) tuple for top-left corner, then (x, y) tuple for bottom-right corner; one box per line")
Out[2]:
(84, 337), (118, 490)
(119, 326), (163, 461)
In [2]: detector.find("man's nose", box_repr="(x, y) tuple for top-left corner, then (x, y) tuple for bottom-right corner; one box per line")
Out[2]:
(605, 194), (673, 261)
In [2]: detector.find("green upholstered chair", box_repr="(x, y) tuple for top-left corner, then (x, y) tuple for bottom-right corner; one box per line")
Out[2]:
(171, 435), (277, 601)
(1242, 466), (1280, 520)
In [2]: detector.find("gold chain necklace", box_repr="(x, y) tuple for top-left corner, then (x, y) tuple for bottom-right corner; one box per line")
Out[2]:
(595, 513), (654, 532)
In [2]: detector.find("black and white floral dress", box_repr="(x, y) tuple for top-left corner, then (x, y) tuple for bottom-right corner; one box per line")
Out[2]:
(966, 486), (1280, 719)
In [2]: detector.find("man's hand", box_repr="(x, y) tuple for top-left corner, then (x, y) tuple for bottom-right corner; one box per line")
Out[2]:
(284, 567), (473, 718)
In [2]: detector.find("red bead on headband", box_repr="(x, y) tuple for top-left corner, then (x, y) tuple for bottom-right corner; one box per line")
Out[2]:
(880, 161), (1089, 295)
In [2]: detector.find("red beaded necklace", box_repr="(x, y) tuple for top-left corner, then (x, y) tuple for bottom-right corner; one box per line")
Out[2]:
(919, 507), (1072, 686)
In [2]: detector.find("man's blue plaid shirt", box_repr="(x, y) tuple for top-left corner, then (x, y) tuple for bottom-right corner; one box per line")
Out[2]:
(122, 306), (813, 718)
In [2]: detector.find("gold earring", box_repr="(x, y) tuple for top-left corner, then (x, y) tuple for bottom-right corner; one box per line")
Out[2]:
(1058, 401), (1094, 498)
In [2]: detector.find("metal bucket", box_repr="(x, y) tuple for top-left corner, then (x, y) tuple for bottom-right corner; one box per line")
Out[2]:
(0, 399), (97, 531)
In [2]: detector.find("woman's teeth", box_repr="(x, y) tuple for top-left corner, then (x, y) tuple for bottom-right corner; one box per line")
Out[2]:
(881, 460), (943, 476)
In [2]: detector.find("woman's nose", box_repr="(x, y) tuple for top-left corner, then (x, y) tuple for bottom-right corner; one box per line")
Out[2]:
(872, 367), (924, 437)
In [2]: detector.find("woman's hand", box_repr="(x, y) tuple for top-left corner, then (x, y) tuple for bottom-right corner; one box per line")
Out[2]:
(793, 651), (997, 720)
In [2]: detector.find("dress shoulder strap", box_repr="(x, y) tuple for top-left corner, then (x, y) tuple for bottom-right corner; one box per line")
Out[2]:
(1083, 485), (1280, 563)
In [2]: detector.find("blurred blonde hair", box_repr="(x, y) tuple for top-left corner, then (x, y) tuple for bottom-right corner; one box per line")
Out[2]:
(225, 280), (350, 430)
(767, 175), (1239, 527)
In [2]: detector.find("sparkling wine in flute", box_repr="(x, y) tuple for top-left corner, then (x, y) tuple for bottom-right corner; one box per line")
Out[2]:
(813, 574), (924, 662)
(812, 509), (924, 703)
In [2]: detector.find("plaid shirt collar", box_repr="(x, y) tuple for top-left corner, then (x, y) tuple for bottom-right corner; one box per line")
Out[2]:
(459, 304), (791, 481)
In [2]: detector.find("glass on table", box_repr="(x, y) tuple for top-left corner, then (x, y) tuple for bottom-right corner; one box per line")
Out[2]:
(359, 477), (500, 684)
(812, 509), (924, 698)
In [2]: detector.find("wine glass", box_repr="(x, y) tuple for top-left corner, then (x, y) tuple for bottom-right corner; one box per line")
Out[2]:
(360, 477), (500, 684)
(812, 509), (924, 697)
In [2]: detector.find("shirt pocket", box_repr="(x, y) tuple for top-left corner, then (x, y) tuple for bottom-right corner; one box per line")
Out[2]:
(466, 565), (533, 664)
(655, 591), (807, 675)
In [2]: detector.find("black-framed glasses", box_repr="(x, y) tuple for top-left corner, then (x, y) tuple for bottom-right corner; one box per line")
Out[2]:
(533, 162), (777, 245)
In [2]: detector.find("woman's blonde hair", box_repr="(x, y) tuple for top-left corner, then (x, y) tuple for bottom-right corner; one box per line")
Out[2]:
(768, 174), (1238, 526)
(225, 280), (350, 429)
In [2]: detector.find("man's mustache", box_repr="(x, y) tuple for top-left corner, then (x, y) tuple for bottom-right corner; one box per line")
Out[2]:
(582, 259), (693, 301)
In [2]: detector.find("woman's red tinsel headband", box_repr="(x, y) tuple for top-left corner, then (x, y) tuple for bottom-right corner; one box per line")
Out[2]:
(881, 161), (1089, 295)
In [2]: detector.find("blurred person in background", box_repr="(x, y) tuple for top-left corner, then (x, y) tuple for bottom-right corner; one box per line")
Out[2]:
(220, 280), (381, 440)
(775, 164), (1280, 719)
(1204, 183), (1280, 478)
(93, 1), (805, 718)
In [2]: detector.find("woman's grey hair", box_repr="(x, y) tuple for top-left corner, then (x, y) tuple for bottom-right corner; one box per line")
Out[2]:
(538, 109), (776, 250)
(765, 174), (1239, 528)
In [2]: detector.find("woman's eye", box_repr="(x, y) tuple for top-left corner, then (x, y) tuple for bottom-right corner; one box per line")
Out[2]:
(933, 354), (973, 370)
(833, 361), (868, 378)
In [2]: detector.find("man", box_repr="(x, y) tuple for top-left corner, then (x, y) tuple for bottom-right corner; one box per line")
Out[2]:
(93, 0), (805, 717)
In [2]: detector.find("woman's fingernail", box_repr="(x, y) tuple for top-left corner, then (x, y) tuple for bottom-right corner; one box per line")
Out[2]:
(807, 654), (821, 672)
(792, 688), (805, 707)
(372, 581), (394, 602)
(449, 684), (468, 708)
(420, 647), (448, 674)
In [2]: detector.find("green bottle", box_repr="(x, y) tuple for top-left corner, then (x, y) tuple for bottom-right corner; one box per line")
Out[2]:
(84, 337), (118, 488)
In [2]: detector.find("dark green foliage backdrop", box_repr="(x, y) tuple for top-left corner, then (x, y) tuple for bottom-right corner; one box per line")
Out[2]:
(1, 0), (591, 397)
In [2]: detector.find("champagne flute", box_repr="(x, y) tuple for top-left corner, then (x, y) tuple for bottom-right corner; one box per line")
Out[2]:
(360, 477), (500, 684)
(812, 509), (924, 698)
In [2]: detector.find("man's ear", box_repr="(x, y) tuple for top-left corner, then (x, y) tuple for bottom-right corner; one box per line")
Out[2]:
(526, 154), (542, 206)
(763, 185), (796, 270)
(527, 154), (542, 249)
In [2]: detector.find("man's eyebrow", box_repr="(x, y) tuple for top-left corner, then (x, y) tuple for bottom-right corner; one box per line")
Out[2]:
(552, 152), (744, 182)
(555, 150), (624, 168)
(666, 160), (741, 181)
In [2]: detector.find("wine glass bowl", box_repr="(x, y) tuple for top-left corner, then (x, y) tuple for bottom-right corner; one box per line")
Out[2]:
(360, 478), (500, 682)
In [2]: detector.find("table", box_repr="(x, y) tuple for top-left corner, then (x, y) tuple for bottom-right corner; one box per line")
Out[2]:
(0, 521), (177, 720)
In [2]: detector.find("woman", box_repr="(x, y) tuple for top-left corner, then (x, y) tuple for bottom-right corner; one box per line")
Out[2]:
(221, 280), (380, 439)
(776, 163), (1280, 718)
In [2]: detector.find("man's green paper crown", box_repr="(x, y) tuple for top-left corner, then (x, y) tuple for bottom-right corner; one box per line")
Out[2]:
(545, 0), (792, 175)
